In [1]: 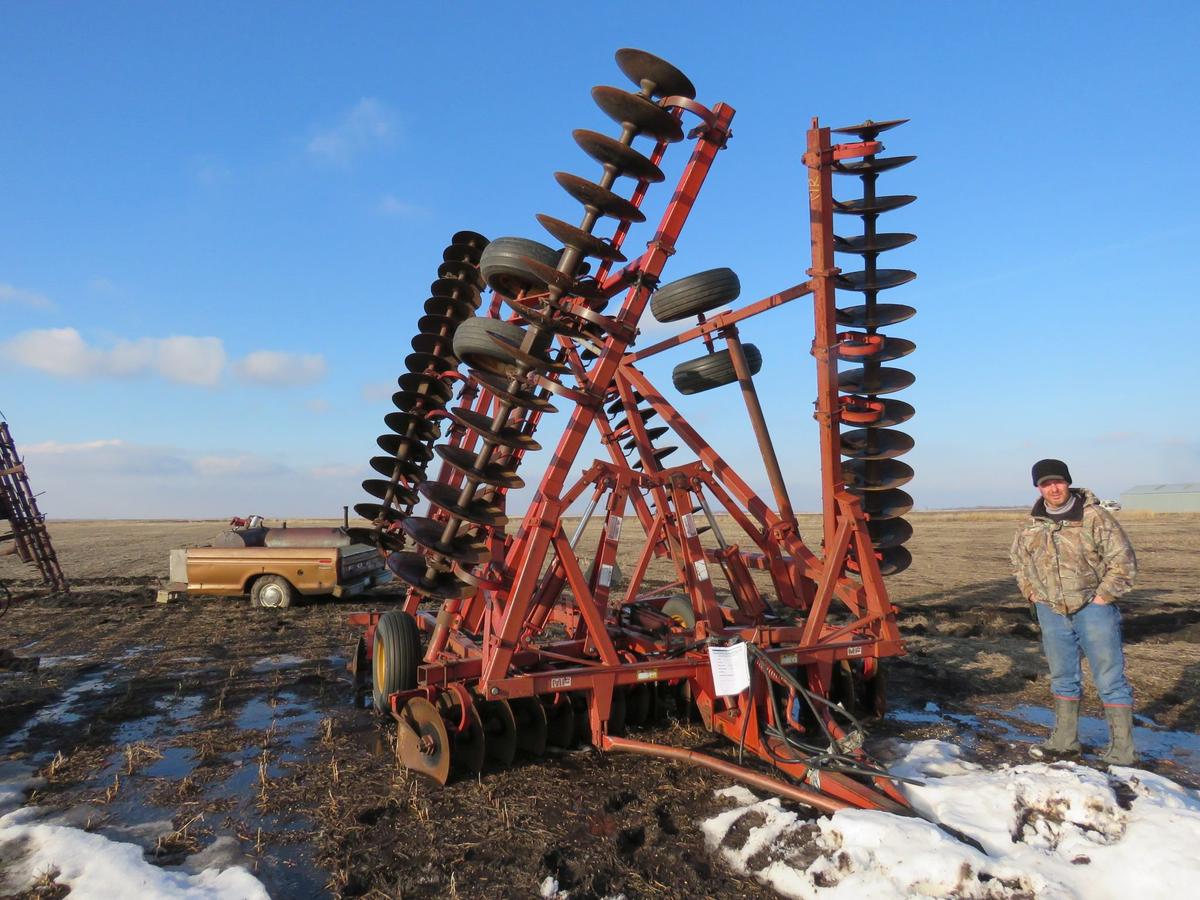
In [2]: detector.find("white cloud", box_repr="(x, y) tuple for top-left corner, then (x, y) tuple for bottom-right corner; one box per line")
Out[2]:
(21, 438), (191, 477)
(193, 455), (289, 478)
(0, 282), (55, 310)
(307, 98), (398, 163)
(308, 463), (362, 480)
(305, 398), (332, 414)
(2, 328), (227, 385)
(233, 350), (327, 386)
(361, 382), (393, 402)
(378, 194), (424, 217)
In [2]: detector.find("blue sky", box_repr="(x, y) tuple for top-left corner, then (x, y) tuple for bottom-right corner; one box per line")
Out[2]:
(1, 2), (1197, 518)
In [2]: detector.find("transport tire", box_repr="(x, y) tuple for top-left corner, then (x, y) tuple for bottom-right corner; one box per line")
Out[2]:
(372, 610), (421, 714)
(671, 344), (762, 395)
(251, 575), (295, 609)
(478, 237), (560, 297)
(650, 267), (740, 323)
(452, 316), (551, 377)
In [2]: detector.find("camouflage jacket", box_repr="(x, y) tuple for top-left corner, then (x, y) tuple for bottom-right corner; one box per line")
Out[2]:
(1009, 487), (1137, 614)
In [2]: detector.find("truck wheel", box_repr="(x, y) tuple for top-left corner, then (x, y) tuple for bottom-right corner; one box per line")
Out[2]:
(650, 267), (740, 323)
(251, 575), (295, 609)
(372, 610), (421, 714)
(671, 344), (762, 395)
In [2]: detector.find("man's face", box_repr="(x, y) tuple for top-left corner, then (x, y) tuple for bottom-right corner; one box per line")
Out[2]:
(1038, 478), (1071, 506)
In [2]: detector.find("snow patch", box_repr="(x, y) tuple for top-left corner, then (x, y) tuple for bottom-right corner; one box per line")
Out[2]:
(704, 739), (1200, 898)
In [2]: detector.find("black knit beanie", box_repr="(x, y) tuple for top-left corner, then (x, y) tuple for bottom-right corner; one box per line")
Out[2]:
(1031, 458), (1072, 486)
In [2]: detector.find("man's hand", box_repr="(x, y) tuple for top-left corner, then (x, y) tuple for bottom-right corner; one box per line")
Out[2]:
(1093, 593), (1112, 605)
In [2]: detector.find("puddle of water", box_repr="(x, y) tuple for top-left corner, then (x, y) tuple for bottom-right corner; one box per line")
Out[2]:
(145, 746), (197, 779)
(1, 668), (113, 755)
(37, 654), (91, 669)
(156, 692), (204, 722)
(235, 692), (323, 749)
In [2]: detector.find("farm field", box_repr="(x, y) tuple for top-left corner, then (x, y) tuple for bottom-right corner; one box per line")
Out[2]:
(1, 511), (1198, 898)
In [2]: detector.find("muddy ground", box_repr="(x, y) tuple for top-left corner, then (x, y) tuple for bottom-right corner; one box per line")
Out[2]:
(1, 511), (1197, 898)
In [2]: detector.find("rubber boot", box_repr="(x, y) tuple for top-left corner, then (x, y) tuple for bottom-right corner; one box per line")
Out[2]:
(1100, 705), (1137, 767)
(1030, 697), (1081, 759)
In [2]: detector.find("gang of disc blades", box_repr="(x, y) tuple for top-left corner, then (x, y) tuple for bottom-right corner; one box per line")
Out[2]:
(837, 303), (916, 328)
(354, 502), (407, 524)
(383, 411), (438, 442)
(840, 428), (915, 460)
(836, 336), (916, 364)
(436, 444), (525, 489)
(480, 700), (518, 766)
(633, 446), (678, 470)
(555, 173), (646, 223)
(615, 48), (697, 99)
(831, 118), (909, 138)
(451, 230), (489, 256)
(418, 480), (509, 528)
(834, 155), (917, 176)
(842, 458), (915, 491)
(438, 692), (486, 774)
(833, 194), (917, 216)
(591, 86), (683, 143)
(375, 434), (434, 462)
(838, 366), (915, 395)
(612, 407), (657, 431)
(868, 516), (913, 549)
(361, 478), (419, 506)
(572, 130), (664, 182)
(837, 269), (917, 293)
(536, 213), (626, 262)
(834, 233), (917, 255)
(397, 371), (454, 403)
(606, 391), (645, 414)
(510, 696), (548, 756)
(401, 516), (490, 565)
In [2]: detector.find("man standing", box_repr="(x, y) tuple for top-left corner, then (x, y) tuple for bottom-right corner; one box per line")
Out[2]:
(1010, 458), (1138, 765)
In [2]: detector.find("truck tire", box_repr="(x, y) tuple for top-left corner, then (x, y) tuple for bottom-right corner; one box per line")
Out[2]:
(650, 268), (740, 323)
(478, 237), (560, 297)
(251, 575), (295, 609)
(671, 344), (762, 395)
(372, 610), (421, 714)
(452, 316), (551, 377)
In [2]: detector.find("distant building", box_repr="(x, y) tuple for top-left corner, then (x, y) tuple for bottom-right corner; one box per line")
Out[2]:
(1119, 483), (1200, 512)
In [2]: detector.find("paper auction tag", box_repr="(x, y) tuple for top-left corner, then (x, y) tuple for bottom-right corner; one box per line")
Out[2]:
(708, 641), (750, 696)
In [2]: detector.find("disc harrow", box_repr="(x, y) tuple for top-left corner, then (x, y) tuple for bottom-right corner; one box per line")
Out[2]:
(349, 49), (918, 815)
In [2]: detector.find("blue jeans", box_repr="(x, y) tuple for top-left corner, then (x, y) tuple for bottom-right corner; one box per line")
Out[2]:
(1035, 601), (1133, 706)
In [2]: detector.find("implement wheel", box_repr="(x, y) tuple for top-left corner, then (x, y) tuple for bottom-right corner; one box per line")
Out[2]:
(650, 267), (740, 323)
(672, 345), (762, 395)
(372, 610), (421, 714)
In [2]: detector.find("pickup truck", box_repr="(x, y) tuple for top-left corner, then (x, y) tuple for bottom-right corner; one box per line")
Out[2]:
(162, 524), (391, 608)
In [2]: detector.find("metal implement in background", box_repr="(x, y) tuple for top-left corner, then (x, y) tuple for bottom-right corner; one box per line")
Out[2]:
(0, 420), (67, 594)
(349, 48), (917, 814)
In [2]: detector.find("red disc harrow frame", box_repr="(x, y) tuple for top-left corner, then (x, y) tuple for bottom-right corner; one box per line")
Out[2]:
(350, 49), (917, 814)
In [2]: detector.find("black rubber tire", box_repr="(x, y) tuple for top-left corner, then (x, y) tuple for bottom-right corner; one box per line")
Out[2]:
(371, 610), (421, 714)
(672, 344), (762, 395)
(452, 316), (551, 377)
(650, 268), (740, 323)
(662, 596), (696, 628)
(478, 237), (560, 297)
(251, 575), (295, 609)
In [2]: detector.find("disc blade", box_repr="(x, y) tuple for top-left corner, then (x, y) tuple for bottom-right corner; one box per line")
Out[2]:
(837, 303), (916, 328)
(837, 269), (917, 292)
(838, 366), (915, 395)
(405, 351), (455, 375)
(572, 129), (664, 182)
(840, 428), (915, 460)
(396, 697), (451, 784)
(392, 389), (446, 414)
(831, 118), (909, 138)
(835, 155), (917, 176)
(370, 455), (426, 481)
(842, 458), (915, 491)
(435, 444), (524, 489)
(383, 411), (438, 441)
(615, 48), (696, 99)
(437, 259), (485, 291)
(510, 696), (548, 756)
(354, 502), (406, 524)
(386, 551), (475, 600)
(834, 233), (917, 255)
(536, 213), (626, 262)
(632, 446), (677, 470)
(430, 277), (481, 307)
(480, 700), (518, 766)
(555, 172), (646, 223)
(376, 434), (434, 462)
(361, 479), (419, 506)
(591, 86), (683, 143)
(397, 372), (454, 403)
(859, 488), (913, 520)
(424, 295), (476, 322)
(868, 516), (913, 549)
(542, 696), (575, 748)
(410, 332), (457, 362)
(438, 692), (486, 774)
(472, 370), (557, 412)
(417, 480), (508, 528)
(449, 407), (542, 452)
(606, 391), (645, 415)
(836, 336), (916, 364)
(833, 195), (916, 216)
(401, 516), (490, 565)
(622, 426), (668, 449)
